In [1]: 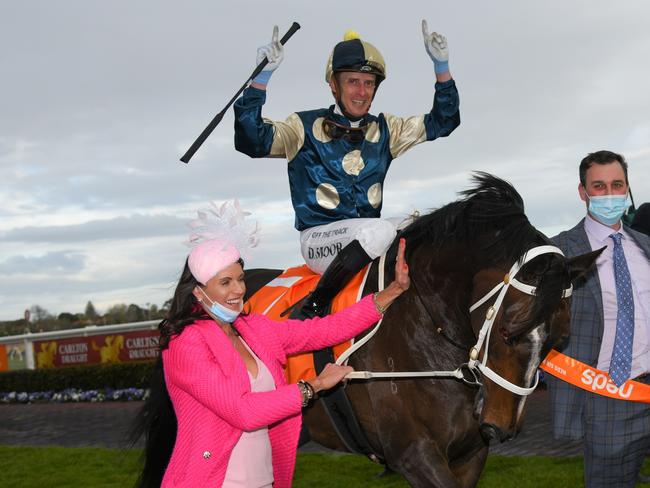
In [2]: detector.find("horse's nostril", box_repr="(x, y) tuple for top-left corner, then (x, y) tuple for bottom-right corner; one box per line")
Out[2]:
(479, 423), (514, 443)
(479, 423), (498, 442)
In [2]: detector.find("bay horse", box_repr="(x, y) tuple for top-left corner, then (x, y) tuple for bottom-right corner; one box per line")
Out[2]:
(244, 173), (600, 487)
(133, 173), (600, 487)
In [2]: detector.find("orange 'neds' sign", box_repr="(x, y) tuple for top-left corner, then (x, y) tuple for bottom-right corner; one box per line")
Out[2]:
(541, 349), (650, 403)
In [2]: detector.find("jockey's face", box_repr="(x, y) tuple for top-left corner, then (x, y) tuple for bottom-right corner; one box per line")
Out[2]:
(330, 71), (377, 119)
(196, 261), (246, 312)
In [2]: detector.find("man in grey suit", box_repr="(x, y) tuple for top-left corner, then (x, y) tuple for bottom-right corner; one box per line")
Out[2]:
(548, 150), (650, 487)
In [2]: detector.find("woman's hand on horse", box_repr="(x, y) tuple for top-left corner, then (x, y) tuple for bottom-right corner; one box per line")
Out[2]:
(373, 238), (410, 313)
(394, 237), (410, 292)
(309, 363), (354, 393)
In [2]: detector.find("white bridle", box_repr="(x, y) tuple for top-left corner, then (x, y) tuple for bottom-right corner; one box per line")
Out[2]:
(342, 244), (572, 397)
(466, 245), (572, 395)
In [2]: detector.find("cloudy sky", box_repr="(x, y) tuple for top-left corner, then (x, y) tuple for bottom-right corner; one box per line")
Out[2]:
(1, 1), (649, 321)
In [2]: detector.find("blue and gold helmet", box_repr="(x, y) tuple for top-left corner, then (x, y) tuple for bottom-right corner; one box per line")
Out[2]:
(325, 30), (386, 84)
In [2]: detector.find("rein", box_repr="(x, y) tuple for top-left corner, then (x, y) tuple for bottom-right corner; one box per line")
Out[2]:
(340, 255), (480, 386)
(341, 245), (573, 396)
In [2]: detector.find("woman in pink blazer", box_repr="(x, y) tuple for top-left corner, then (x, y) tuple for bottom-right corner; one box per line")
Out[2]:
(135, 207), (410, 487)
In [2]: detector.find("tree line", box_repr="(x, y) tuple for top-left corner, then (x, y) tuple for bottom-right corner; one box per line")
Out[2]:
(0, 300), (172, 337)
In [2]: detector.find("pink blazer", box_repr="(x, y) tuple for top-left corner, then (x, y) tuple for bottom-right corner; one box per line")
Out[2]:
(161, 294), (381, 487)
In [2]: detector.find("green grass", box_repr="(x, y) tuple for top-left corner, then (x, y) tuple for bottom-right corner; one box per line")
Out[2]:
(294, 454), (650, 487)
(0, 446), (141, 488)
(1, 445), (649, 487)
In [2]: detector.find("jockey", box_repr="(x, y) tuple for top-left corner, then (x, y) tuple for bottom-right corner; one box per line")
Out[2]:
(234, 22), (460, 317)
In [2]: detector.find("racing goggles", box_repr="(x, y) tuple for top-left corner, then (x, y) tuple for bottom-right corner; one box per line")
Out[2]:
(322, 118), (368, 143)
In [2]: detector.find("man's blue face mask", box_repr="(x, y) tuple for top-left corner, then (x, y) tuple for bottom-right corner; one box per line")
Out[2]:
(587, 193), (632, 226)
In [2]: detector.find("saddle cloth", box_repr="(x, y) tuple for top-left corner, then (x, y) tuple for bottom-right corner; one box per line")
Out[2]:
(244, 264), (368, 384)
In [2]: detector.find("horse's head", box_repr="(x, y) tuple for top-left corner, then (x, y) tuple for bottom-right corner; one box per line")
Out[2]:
(398, 173), (604, 444)
(469, 245), (601, 442)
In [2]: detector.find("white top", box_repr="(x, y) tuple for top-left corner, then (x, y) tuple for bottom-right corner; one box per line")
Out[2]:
(222, 340), (277, 488)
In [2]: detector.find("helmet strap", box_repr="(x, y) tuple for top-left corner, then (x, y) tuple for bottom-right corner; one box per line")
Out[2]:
(333, 103), (361, 127)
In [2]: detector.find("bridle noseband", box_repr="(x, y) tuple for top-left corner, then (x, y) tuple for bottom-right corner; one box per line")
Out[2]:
(341, 245), (573, 397)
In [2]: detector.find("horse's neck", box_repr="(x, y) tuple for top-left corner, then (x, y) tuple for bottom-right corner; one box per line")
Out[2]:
(366, 251), (477, 349)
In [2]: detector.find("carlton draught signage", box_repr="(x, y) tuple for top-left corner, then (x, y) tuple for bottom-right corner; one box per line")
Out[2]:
(34, 330), (159, 368)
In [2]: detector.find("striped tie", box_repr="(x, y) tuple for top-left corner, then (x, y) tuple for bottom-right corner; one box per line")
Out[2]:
(609, 232), (635, 387)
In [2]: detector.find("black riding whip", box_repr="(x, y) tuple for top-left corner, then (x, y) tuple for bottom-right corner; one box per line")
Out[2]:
(180, 22), (301, 164)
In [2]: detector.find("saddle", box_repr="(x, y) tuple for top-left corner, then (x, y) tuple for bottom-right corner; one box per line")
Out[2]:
(244, 264), (367, 383)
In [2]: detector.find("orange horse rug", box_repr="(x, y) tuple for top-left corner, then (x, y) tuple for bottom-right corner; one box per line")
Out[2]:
(244, 264), (368, 383)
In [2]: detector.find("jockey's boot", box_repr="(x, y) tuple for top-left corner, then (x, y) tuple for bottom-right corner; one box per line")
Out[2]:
(298, 239), (372, 319)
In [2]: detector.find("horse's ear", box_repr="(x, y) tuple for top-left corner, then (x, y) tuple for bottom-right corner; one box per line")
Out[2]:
(567, 246), (605, 282)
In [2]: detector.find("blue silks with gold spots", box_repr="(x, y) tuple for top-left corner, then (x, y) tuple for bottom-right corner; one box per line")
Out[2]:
(234, 81), (460, 231)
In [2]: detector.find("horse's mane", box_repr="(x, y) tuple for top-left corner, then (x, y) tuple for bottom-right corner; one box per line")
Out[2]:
(400, 172), (540, 266)
(399, 172), (566, 337)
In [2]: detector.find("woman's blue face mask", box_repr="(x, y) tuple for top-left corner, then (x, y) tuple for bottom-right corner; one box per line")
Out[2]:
(198, 287), (242, 323)
(587, 193), (632, 226)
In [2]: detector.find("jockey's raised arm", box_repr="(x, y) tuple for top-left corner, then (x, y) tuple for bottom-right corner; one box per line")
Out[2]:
(234, 22), (460, 319)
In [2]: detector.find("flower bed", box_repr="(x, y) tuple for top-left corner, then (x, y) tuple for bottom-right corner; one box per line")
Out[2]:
(0, 387), (150, 404)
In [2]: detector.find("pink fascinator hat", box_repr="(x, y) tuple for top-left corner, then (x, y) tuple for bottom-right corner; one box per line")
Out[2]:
(186, 199), (260, 285)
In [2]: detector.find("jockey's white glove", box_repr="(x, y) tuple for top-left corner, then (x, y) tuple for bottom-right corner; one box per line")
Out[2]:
(253, 25), (284, 86)
(421, 20), (449, 75)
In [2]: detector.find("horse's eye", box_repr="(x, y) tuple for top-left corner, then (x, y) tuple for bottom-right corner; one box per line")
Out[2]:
(499, 326), (514, 345)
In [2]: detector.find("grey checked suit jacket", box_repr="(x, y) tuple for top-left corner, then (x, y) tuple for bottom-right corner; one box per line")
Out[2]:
(548, 218), (650, 439)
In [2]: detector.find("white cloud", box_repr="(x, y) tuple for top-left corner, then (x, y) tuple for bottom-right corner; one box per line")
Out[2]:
(1, 0), (649, 319)
(0, 251), (87, 276)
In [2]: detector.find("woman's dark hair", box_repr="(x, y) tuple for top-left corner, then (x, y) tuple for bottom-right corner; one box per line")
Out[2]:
(158, 259), (207, 350)
(131, 257), (244, 487)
